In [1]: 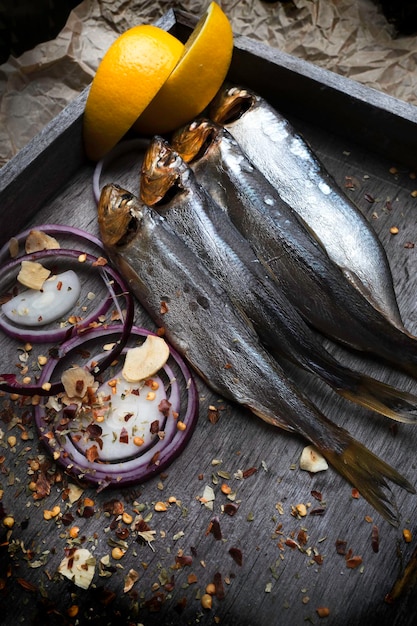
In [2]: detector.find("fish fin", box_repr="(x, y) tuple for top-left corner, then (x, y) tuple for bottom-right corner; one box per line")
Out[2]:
(322, 438), (415, 526)
(339, 376), (417, 424)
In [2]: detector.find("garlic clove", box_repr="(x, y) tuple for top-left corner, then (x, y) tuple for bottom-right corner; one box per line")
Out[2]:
(299, 445), (329, 473)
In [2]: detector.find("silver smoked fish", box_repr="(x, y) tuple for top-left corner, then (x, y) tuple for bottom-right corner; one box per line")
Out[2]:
(140, 135), (417, 424)
(171, 119), (417, 381)
(97, 183), (414, 525)
(210, 85), (403, 330)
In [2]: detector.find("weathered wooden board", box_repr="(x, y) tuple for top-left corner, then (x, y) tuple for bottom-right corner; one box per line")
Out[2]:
(0, 9), (417, 626)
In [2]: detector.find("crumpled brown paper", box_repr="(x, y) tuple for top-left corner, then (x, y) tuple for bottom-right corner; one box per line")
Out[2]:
(1, 0), (417, 167)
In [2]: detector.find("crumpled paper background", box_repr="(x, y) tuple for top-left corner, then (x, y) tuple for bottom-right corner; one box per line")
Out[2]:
(1, 0), (417, 167)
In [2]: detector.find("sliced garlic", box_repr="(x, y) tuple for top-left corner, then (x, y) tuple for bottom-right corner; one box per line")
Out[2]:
(299, 445), (329, 473)
(2, 270), (81, 326)
(58, 548), (96, 589)
(17, 260), (51, 290)
(122, 335), (170, 382)
(25, 230), (60, 254)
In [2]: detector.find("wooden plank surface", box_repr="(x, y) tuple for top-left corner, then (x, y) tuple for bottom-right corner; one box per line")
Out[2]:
(1, 10), (417, 626)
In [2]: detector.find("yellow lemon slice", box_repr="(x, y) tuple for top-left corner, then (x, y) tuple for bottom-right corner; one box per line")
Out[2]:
(134, 2), (234, 136)
(83, 25), (184, 161)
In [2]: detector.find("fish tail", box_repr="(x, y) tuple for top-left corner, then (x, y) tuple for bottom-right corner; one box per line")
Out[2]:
(321, 436), (415, 526)
(336, 374), (417, 424)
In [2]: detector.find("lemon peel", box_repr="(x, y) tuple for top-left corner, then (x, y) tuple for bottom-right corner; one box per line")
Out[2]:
(83, 25), (184, 161)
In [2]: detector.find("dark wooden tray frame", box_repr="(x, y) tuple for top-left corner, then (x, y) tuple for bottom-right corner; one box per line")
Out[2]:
(1, 9), (417, 626)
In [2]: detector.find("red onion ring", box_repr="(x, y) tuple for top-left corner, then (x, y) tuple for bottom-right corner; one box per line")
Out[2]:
(0, 224), (104, 265)
(0, 249), (117, 344)
(33, 326), (199, 488)
(0, 249), (134, 396)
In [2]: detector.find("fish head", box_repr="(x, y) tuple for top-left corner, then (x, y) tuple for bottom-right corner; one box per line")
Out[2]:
(210, 85), (256, 126)
(97, 183), (146, 249)
(140, 135), (190, 207)
(171, 119), (223, 166)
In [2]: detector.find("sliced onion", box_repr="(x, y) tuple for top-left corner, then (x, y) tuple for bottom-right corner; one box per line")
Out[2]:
(2, 270), (81, 327)
(93, 138), (150, 205)
(33, 326), (199, 488)
(0, 250), (134, 396)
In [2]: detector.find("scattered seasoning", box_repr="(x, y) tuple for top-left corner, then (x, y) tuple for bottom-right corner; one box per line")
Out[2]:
(371, 525), (380, 553)
(345, 555), (363, 569)
(390, 226), (399, 235)
(229, 547), (243, 567)
(208, 405), (221, 424)
(242, 466), (257, 479)
(316, 607), (330, 618)
(335, 539), (347, 556)
(206, 516), (222, 540)
(223, 503), (239, 517)
(403, 529), (412, 543)
(201, 593), (212, 610)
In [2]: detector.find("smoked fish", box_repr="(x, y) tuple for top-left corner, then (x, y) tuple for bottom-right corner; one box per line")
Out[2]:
(140, 135), (417, 424)
(97, 182), (415, 525)
(210, 85), (403, 329)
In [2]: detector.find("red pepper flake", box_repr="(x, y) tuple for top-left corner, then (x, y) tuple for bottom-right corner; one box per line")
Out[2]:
(371, 525), (380, 553)
(124, 412), (134, 422)
(175, 552), (193, 568)
(208, 405), (220, 424)
(224, 503), (239, 517)
(297, 529), (308, 546)
(351, 488), (360, 499)
(213, 572), (225, 600)
(75, 379), (85, 395)
(86, 423), (103, 440)
(316, 607), (330, 618)
(311, 490), (323, 502)
(335, 539), (347, 555)
(242, 467), (257, 479)
(92, 256), (108, 267)
(158, 398), (171, 417)
(148, 450), (161, 467)
(103, 499), (124, 515)
(309, 507), (326, 516)
(160, 301), (169, 315)
(86, 445), (99, 462)
(285, 538), (298, 550)
(144, 591), (166, 612)
(16, 578), (38, 592)
(313, 554), (324, 565)
(119, 427), (129, 444)
(150, 420), (160, 435)
(346, 555), (363, 569)
(206, 516), (222, 540)
(56, 281), (63, 291)
(175, 597), (187, 613)
(229, 546), (243, 567)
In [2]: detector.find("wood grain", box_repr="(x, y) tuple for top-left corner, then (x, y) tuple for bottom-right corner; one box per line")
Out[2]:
(0, 10), (416, 626)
